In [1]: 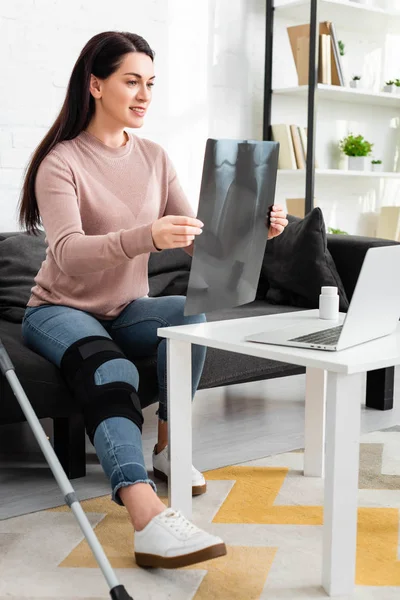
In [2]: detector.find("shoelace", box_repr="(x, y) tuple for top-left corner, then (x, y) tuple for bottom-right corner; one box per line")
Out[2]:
(160, 509), (200, 538)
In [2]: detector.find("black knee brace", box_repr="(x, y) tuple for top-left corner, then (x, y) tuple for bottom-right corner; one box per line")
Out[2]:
(60, 336), (143, 445)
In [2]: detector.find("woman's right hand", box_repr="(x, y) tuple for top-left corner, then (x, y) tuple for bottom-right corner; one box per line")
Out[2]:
(151, 215), (204, 250)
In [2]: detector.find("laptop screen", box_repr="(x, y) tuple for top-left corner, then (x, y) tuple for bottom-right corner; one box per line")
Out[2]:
(184, 138), (279, 316)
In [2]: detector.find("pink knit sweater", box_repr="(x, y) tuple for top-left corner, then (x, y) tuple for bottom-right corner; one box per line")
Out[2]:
(27, 130), (195, 319)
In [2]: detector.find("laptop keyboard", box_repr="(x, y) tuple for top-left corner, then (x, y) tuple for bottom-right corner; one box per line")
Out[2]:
(289, 325), (343, 346)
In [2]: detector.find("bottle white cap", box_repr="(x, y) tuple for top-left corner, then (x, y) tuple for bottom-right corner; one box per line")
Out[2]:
(321, 286), (338, 296)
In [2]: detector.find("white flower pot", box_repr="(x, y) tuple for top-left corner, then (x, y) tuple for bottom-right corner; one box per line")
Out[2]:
(338, 154), (348, 170)
(371, 163), (383, 172)
(383, 84), (395, 93)
(348, 156), (368, 171)
(395, 86), (400, 95)
(350, 80), (361, 89)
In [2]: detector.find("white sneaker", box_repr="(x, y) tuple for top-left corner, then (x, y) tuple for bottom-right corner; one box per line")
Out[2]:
(152, 445), (207, 496)
(134, 507), (226, 568)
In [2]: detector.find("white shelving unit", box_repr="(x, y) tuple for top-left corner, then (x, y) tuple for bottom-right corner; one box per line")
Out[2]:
(274, 0), (400, 33)
(278, 168), (400, 178)
(272, 0), (400, 232)
(273, 84), (400, 109)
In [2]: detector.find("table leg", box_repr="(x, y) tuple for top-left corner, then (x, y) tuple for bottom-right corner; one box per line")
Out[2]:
(304, 367), (326, 477)
(322, 371), (364, 596)
(166, 338), (193, 519)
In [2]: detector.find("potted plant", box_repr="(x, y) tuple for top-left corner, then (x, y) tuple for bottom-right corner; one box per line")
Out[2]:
(339, 133), (373, 171)
(384, 80), (395, 93)
(394, 79), (400, 94)
(371, 159), (383, 172)
(350, 75), (362, 89)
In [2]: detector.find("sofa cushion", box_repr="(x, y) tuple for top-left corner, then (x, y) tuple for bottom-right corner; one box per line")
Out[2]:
(0, 318), (79, 423)
(0, 231), (47, 323)
(262, 208), (349, 311)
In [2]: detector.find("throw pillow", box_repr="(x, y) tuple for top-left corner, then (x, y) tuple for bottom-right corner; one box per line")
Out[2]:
(263, 207), (349, 311)
(0, 231), (47, 323)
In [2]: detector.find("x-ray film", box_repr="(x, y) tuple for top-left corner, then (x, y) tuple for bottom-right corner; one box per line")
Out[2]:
(184, 138), (279, 316)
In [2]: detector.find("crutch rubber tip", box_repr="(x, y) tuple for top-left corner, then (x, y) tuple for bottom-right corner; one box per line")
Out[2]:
(110, 585), (134, 600)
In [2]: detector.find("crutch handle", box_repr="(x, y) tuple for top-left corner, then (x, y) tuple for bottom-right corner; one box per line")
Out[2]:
(0, 339), (15, 375)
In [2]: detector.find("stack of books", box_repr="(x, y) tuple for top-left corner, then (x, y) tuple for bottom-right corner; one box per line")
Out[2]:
(271, 123), (318, 170)
(287, 21), (345, 86)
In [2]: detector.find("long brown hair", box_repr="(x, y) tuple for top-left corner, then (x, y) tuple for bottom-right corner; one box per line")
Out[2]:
(18, 31), (154, 235)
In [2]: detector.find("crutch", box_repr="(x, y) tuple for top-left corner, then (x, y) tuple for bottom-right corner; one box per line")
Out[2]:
(0, 339), (134, 600)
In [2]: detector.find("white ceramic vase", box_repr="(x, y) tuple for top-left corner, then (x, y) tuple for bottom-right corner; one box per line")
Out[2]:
(348, 156), (368, 171)
(371, 163), (383, 172)
(350, 80), (360, 89)
(383, 84), (395, 93)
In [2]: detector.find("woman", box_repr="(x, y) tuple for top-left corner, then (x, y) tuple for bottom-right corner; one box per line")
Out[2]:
(18, 31), (288, 570)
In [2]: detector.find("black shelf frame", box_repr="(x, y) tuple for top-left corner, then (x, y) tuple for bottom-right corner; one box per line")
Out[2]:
(263, 0), (319, 215)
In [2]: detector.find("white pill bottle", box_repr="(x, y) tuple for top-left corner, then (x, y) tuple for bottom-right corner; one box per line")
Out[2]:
(319, 286), (339, 320)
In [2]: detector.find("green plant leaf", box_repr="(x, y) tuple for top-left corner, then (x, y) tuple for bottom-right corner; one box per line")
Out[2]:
(327, 227), (349, 235)
(339, 133), (374, 157)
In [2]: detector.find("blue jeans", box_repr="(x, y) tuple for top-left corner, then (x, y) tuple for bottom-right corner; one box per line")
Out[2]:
(21, 296), (206, 505)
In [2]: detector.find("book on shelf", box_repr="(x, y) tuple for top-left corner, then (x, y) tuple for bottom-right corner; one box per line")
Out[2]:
(271, 124), (297, 169)
(329, 22), (345, 86)
(272, 124), (319, 169)
(286, 198), (306, 218)
(298, 126), (308, 166)
(287, 21), (344, 87)
(290, 125), (305, 169)
(319, 34), (332, 85)
(296, 36), (309, 86)
(286, 198), (319, 218)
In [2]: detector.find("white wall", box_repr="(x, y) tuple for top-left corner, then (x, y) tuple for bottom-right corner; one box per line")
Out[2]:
(1, 0), (400, 235)
(0, 0), (210, 231)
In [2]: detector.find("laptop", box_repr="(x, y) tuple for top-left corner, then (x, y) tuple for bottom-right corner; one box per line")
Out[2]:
(245, 244), (400, 351)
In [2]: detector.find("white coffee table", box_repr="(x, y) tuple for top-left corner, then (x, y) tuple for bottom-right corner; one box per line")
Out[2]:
(157, 309), (400, 596)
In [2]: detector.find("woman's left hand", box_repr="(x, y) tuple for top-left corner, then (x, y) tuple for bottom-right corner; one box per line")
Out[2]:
(266, 204), (288, 239)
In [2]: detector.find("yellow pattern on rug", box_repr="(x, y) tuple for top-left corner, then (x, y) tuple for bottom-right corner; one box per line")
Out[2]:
(206, 466), (322, 524)
(50, 464), (400, 590)
(357, 507), (400, 586)
(50, 494), (276, 599)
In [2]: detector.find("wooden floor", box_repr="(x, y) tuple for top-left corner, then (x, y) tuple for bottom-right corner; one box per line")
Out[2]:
(1, 370), (399, 519)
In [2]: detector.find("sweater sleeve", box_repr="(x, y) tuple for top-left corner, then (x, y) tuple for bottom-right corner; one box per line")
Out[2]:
(163, 153), (196, 257)
(35, 151), (159, 276)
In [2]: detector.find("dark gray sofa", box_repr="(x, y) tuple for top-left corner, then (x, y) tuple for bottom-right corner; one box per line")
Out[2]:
(0, 220), (397, 479)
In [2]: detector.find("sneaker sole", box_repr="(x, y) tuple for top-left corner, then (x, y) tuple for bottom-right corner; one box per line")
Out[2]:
(153, 467), (207, 496)
(135, 542), (227, 569)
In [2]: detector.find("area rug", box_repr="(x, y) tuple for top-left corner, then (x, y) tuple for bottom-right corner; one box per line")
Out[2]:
(1, 427), (400, 599)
